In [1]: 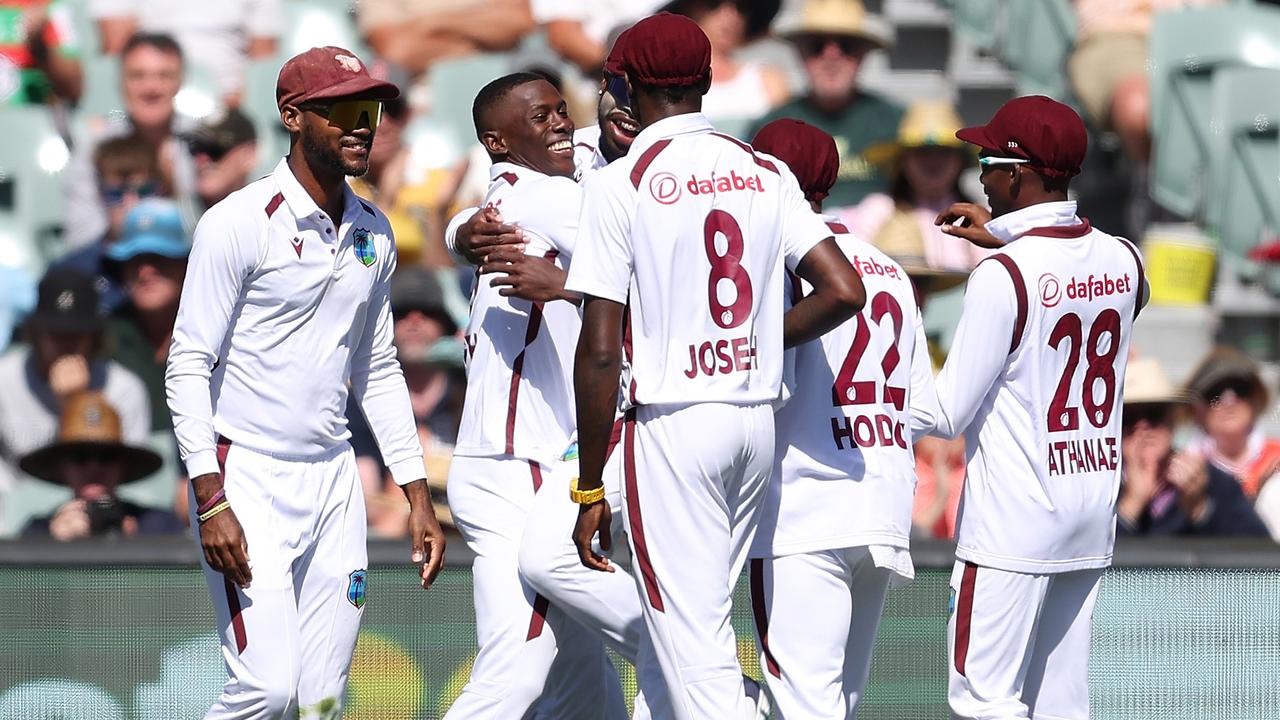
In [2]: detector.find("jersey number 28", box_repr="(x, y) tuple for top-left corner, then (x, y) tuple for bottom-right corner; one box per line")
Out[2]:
(1047, 309), (1122, 431)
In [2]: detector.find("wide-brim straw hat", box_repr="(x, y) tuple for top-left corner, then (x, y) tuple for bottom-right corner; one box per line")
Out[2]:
(1123, 357), (1191, 407)
(778, 0), (894, 50)
(868, 211), (970, 295)
(865, 100), (973, 170)
(19, 392), (162, 484)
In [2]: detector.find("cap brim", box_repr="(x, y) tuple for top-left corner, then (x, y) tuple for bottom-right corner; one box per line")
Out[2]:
(305, 76), (400, 103)
(19, 441), (163, 484)
(105, 236), (191, 264)
(955, 125), (999, 153)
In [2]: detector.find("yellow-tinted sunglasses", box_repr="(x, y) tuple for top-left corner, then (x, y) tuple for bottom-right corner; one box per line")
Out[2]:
(302, 100), (382, 132)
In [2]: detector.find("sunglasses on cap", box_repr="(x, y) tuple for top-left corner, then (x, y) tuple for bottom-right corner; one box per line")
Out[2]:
(977, 155), (1029, 169)
(299, 100), (383, 133)
(101, 180), (159, 206)
(796, 34), (869, 59)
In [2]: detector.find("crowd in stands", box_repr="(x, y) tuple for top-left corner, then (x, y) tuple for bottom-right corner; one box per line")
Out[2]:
(0, 0), (1277, 543)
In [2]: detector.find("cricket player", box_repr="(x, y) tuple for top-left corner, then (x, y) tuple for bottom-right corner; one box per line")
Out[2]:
(747, 119), (939, 719)
(443, 72), (629, 720)
(928, 96), (1147, 720)
(567, 14), (867, 720)
(166, 47), (445, 719)
(448, 31), (774, 718)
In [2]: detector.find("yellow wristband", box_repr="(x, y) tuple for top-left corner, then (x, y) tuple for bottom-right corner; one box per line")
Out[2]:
(569, 477), (605, 505)
(198, 500), (232, 524)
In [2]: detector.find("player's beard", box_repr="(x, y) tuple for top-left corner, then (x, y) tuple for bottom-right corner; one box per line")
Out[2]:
(301, 123), (370, 177)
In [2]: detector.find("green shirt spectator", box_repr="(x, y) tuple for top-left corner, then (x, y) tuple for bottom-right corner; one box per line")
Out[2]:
(748, 0), (901, 210)
(750, 91), (902, 209)
(0, 0), (82, 105)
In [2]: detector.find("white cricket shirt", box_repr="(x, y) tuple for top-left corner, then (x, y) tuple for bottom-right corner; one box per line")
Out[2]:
(166, 159), (426, 485)
(754, 218), (936, 562)
(564, 113), (833, 407)
(453, 162), (584, 467)
(924, 201), (1146, 573)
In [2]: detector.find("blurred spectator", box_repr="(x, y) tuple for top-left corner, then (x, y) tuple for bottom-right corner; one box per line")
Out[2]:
(185, 107), (256, 209)
(0, 268), (150, 525)
(749, 0), (901, 212)
(533, 0), (666, 75)
(912, 435), (964, 539)
(664, 0), (788, 133)
(103, 199), (187, 434)
(850, 101), (988, 272)
(63, 32), (197, 252)
(21, 391), (181, 539)
(349, 267), (463, 537)
(55, 133), (165, 313)
(0, 0), (82, 106)
(90, 0), (280, 103)
(1186, 347), (1280, 539)
(359, 0), (533, 77)
(1117, 357), (1268, 537)
(1069, 0), (1222, 167)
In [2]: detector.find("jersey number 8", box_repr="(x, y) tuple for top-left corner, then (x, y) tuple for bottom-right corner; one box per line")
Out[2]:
(704, 210), (753, 329)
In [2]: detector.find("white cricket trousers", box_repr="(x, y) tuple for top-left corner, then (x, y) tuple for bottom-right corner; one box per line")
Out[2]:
(517, 427), (669, 719)
(445, 454), (627, 720)
(947, 561), (1103, 720)
(749, 546), (893, 719)
(620, 402), (774, 720)
(198, 437), (367, 720)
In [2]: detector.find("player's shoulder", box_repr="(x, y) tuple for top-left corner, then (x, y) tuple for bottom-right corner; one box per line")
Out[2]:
(196, 174), (277, 233)
(573, 125), (601, 151)
(835, 232), (912, 294)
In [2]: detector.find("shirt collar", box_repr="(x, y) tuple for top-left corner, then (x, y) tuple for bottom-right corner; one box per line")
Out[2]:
(273, 157), (367, 224)
(983, 200), (1085, 244)
(488, 161), (553, 185)
(628, 112), (714, 158)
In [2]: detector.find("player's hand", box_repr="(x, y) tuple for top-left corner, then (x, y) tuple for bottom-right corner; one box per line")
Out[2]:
(200, 506), (253, 588)
(403, 479), (446, 590)
(49, 499), (91, 542)
(935, 203), (1003, 249)
(574, 500), (615, 573)
(48, 354), (91, 401)
(457, 206), (524, 266)
(482, 254), (576, 303)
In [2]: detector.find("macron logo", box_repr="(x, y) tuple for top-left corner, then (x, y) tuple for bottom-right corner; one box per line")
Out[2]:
(686, 170), (764, 196)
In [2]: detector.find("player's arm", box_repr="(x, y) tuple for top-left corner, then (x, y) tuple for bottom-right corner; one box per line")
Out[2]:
(349, 228), (445, 590)
(930, 259), (1018, 439)
(481, 178), (584, 304)
(907, 308), (942, 441)
(785, 238), (866, 347)
(564, 171), (633, 572)
(166, 204), (258, 588)
(446, 205), (525, 266)
(776, 171), (865, 346)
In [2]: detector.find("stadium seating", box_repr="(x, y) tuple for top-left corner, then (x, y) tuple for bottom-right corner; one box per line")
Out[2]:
(1149, 4), (1280, 219)
(948, 0), (1004, 54)
(998, 0), (1075, 100)
(1205, 66), (1280, 284)
(427, 54), (512, 153)
(0, 107), (70, 272)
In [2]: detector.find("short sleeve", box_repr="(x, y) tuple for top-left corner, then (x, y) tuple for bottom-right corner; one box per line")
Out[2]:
(563, 170), (633, 304)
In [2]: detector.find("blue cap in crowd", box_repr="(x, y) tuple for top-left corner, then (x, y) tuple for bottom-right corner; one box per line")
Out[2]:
(106, 198), (191, 264)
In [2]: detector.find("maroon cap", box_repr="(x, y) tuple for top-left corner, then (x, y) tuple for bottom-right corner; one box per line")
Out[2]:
(620, 13), (711, 87)
(604, 26), (633, 75)
(752, 119), (838, 202)
(956, 95), (1087, 178)
(276, 46), (399, 110)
